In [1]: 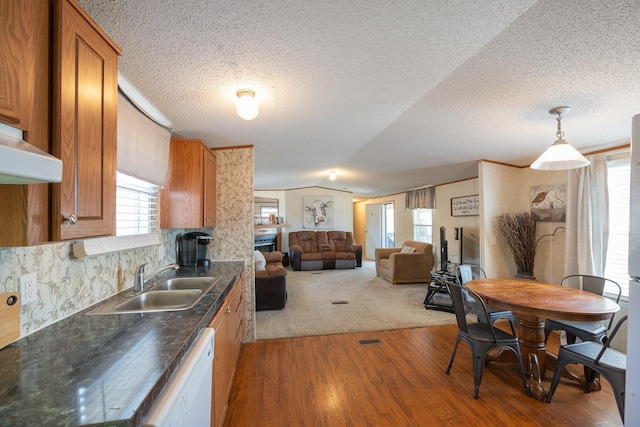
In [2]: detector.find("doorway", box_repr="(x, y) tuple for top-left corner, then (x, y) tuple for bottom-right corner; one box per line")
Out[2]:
(365, 202), (395, 260)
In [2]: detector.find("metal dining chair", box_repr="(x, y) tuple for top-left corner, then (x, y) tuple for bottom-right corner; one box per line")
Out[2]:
(544, 275), (622, 345)
(444, 280), (531, 399)
(455, 264), (516, 334)
(546, 315), (628, 423)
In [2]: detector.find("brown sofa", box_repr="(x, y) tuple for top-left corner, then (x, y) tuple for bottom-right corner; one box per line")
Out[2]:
(255, 251), (288, 310)
(375, 241), (434, 285)
(289, 231), (362, 271)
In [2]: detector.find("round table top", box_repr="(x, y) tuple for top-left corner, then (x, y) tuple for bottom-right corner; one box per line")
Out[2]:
(466, 278), (620, 321)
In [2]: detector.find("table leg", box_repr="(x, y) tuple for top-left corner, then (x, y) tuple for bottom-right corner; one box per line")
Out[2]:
(517, 314), (548, 401)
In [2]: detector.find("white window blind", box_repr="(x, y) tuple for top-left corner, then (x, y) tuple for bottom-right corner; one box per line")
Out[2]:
(116, 172), (159, 236)
(117, 91), (171, 186)
(604, 153), (630, 299)
(413, 209), (433, 243)
(71, 172), (160, 258)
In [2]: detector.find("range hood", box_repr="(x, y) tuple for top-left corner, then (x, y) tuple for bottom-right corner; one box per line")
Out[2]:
(0, 124), (62, 184)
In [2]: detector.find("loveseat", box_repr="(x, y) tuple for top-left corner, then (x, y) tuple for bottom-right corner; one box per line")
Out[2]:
(289, 231), (362, 271)
(254, 251), (288, 310)
(375, 240), (434, 285)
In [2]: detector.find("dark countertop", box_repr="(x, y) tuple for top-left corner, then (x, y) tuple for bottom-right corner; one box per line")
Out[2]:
(0, 261), (245, 427)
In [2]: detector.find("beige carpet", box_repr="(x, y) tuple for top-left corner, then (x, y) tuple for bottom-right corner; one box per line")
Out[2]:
(255, 260), (457, 340)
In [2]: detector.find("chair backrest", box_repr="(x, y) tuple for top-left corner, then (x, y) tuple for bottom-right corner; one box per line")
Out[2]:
(289, 231), (318, 253)
(455, 264), (487, 285)
(455, 265), (486, 304)
(595, 315), (628, 364)
(561, 274), (622, 328)
(445, 280), (499, 343)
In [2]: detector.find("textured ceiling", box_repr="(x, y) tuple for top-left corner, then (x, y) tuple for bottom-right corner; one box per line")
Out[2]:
(78, 0), (640, 198)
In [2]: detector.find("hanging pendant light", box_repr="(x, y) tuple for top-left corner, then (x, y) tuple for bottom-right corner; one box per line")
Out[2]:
(530, 106), (590, 170)
(236, 89), (259, 120)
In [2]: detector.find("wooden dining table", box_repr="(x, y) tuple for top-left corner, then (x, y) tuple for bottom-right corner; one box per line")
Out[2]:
(465, 278), (620, 401)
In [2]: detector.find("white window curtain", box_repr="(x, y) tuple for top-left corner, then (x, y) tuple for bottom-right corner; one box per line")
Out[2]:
(564, 153), (609, 279)
(405, 187), (435, 209)
(117, 91), (171, 186)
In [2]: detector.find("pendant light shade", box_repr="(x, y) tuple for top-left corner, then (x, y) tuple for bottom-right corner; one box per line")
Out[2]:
(236, 89), (259, 120)
(530, 106), (590, 170)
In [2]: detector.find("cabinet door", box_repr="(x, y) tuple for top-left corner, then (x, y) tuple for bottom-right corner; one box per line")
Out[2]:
(161, 138), (217, 228)
(161, 139), (204, 228)
(204, 149), (217, 227)
(0, 0), (50, 247)
(52, 0), (120, 240)
(208, 302), (229, 427)
(0, 0), (29, 126)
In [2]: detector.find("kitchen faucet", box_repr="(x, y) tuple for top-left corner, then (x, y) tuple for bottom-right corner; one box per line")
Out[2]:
(131, 263), (180, 295)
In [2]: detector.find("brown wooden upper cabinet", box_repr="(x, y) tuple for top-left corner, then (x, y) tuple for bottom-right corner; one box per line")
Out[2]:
(0, 0), (121, 246)
(0, 0), (51, 247)
(0, 1), (37, 127)
(161, 138), (217, 228)
(51, 0), (121, 241)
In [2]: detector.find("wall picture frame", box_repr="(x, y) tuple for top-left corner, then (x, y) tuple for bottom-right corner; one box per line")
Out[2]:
(530, 184), (566, 222)
(303, 196), (335, 229)
(451, 194), (480, 216)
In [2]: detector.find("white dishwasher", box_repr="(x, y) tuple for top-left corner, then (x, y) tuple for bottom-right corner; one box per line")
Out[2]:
(143, 328), (214, 427)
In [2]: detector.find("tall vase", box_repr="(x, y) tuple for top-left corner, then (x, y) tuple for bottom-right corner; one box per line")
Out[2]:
(515, 271), (536, 281)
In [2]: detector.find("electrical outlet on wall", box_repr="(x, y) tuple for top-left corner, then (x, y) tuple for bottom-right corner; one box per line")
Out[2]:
(20, 273), (38, 305)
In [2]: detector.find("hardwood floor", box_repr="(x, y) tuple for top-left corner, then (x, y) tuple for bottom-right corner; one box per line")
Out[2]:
(225, 323), (623, 426)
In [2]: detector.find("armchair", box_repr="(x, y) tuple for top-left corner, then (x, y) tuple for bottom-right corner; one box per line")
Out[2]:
(375, 241), (434, 285)
(255, 251), (288, 311)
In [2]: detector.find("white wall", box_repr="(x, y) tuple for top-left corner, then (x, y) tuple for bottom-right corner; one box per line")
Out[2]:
(353, 192), (409, 259)
(522, 167), (568, 284)
(433, 178), (480, 271)
(479, 162), (523, 278)
(281, 187), (354, 251)
(479, 161), (567, 283)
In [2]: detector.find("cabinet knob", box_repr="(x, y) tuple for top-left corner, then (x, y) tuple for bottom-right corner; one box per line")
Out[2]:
(65, 214), (78, 225)
(227, 306), (231, 314)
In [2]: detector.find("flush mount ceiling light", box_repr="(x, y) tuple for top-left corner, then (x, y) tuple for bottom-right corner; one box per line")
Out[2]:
(329, 170), (337, 180)
(530, 106), (591, 170)
(235, 89), (259, 120)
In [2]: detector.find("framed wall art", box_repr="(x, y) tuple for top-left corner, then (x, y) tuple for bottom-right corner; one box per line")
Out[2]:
(451, 194), (480, 217)
(303, 196), (335, 229)
(530, 184), (566, 222)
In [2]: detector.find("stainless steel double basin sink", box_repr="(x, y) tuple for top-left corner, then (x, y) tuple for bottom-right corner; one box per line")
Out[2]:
(86, 277), (219, 315)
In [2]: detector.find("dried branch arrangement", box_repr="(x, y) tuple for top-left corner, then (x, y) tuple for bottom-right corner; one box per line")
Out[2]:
(494, 212), (539, 279)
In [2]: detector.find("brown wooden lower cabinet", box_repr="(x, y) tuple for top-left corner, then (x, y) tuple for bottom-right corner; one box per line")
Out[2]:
(208, 271), (245, 427)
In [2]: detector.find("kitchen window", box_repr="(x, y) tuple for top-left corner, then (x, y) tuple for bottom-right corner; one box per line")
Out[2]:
(116, 172), (160, 236)
(71, 172), (161, 258)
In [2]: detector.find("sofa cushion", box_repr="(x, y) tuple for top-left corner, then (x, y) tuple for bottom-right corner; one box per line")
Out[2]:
(400, 245), (416, 253)
(300, 252), (324, 261)
(292, 231), (319, 253)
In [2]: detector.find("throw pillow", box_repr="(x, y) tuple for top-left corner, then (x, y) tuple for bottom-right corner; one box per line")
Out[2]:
(254, 250), (266, 271)
(400, 245), (416, 253)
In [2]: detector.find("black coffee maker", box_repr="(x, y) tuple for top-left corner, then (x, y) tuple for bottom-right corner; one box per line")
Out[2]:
(176, 232), (212, 267)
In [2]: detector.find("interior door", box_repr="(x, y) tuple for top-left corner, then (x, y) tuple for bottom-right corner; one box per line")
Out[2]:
(366, 204), (382, 260)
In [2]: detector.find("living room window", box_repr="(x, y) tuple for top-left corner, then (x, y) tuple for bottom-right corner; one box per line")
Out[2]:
(413, 208), (433, 243)
(604, 151), (630, 299)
